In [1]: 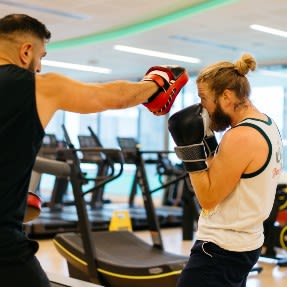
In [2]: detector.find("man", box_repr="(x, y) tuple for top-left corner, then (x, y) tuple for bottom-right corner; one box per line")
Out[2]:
(168, 53), (283, 287)
(0, 14), (188, 286)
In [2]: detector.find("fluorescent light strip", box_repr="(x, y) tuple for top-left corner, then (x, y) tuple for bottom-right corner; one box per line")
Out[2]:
(114, 45), (200, 64)
(258, 69), (287, 78)
(250, 24), (287, 38)
(42, 60), (112, 74)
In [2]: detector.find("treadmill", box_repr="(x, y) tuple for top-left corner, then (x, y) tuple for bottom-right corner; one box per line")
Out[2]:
(34, 148), (188, 286)
(116, 137), (198, 233)
(30, 157), (104, 287)
(65, 127), (184, 231)
(78, 127), (112, 209)
(25, 130), (117, 237)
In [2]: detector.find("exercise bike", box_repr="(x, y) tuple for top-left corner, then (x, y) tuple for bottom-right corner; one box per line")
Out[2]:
(261, 183), (287, 266)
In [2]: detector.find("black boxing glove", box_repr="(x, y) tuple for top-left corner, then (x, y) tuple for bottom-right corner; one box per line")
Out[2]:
(203, 131), (218, 157)
(168, 103), (210, 172)
(201, 108), (218, 157)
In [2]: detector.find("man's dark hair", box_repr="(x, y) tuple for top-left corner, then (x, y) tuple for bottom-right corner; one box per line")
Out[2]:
(0, 14), (51, 40)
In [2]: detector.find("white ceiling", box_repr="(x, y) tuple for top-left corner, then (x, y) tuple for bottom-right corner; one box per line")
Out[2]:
(1, 0), (287, 86)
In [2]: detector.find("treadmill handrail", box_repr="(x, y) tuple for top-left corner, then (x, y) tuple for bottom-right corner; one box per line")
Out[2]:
(77, 148), (124, 197)
(87, 126), (103, 148)
(33, 156), (71, 177)
(150, 172), (188, 194)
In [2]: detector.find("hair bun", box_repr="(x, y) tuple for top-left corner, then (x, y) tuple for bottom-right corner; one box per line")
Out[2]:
(234, 53), (256, 76)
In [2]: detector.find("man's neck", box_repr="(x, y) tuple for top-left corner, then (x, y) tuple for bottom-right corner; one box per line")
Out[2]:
(231, 104), (264, 126)
(0, 55), (22, 67)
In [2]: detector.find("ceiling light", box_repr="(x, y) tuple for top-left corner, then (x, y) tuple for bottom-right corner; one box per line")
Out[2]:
(257, 69), (287, 78)
(42, 60), (112, 74)
(250, 24), (287, 38)
(114, 45), (200, 64)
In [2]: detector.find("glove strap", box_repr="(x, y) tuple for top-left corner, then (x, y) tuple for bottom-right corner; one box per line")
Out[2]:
(175, 143), (207, 172)
(203, 135), (218, 157)
(142, 74), (169, 103)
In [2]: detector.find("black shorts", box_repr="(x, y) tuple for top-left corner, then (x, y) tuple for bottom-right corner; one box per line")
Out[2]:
(0, 254), (50, 287)
(177, 240), (261, 287)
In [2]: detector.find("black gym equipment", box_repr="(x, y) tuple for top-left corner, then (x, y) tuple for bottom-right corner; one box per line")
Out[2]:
(25, 130), (114, 237)
(24, 134), (80, 237)
(261, 183), (287, 267)
(61, 127), (188, 232)
(45, 145), (188, 287)
(31, 159), (103, 287)
(78, 126), (113, 209)
(73, 126), (185, 230)
(25, 128), (193, 237)
(25, 127), (127, 237)
(28, 133), (64, 196)
(116, 137), (200, 240)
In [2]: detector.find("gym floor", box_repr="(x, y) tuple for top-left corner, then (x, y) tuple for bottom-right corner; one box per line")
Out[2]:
(36, 227), (287, 287)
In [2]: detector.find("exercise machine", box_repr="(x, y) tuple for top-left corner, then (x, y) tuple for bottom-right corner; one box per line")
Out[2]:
(24, 134), (80, 237)
(261, 182), (287, 267)
(25, 130), (113, 237)
(78, 126), (112, 209)
(117, 137), (200, 239)
(49, 145), (188, 287)
(69, 126), (165, 230)
(31, 158), (103, 287)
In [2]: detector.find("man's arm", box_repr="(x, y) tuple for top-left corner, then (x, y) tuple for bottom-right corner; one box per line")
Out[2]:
(189, 126), (268, 210)
(35, 73), (158, 128)
(168, 105), (269, 210)
(36, 65), (189, 128)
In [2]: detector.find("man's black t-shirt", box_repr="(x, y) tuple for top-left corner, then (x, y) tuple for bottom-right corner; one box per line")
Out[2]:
(0, 64), (44, 262)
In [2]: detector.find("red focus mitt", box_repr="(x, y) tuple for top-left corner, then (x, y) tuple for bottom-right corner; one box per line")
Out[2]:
(142, 65), (189, 115)
(24, 192), (42, 223)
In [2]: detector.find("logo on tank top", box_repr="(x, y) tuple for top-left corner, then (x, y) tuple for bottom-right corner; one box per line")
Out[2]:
(273, 139), (283, 178)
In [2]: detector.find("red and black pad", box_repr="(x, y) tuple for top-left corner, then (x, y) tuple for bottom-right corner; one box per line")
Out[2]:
(24, 192), (42, 223)
(143, 65), (189, 115)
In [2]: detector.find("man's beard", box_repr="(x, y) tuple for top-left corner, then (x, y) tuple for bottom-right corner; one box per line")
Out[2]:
(210, 102), (231, 132)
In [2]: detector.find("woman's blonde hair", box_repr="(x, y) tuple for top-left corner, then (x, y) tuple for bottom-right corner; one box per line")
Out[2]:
(196, 53), (256, 101)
